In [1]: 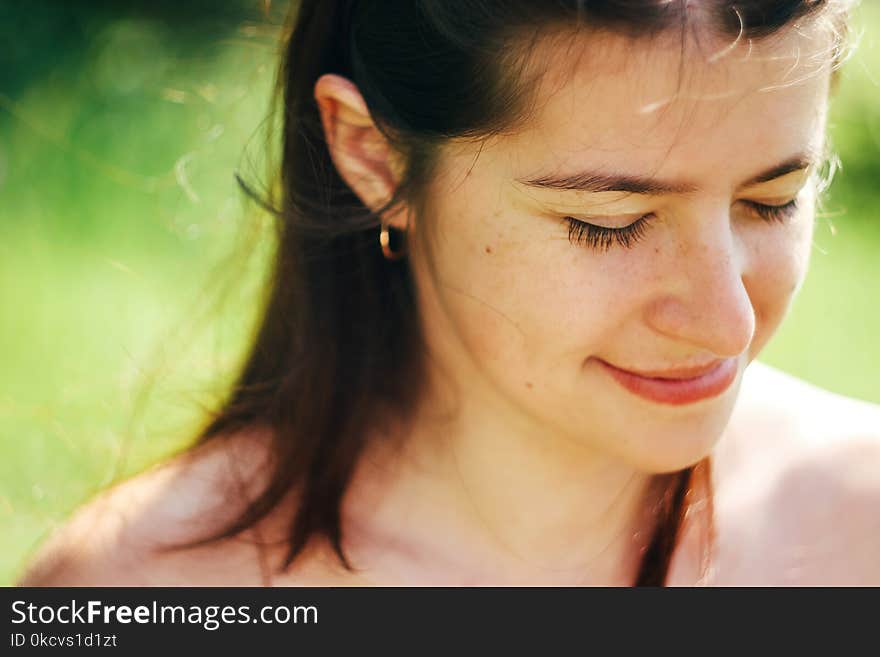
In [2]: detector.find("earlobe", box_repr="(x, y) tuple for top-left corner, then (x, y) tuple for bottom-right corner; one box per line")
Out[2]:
(314, 73), (403, 219)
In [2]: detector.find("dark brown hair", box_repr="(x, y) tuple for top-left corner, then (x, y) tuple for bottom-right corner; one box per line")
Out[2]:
(186, 0), (852, 585)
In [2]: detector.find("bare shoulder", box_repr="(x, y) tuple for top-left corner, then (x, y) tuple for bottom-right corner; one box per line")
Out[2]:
(708, 361), (880, 585)
(17, 429), (287, 586)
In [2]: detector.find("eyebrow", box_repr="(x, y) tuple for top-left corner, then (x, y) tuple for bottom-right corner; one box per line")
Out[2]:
(517, 154), (816, 195)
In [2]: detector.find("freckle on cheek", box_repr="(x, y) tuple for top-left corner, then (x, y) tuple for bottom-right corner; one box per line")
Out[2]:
(485, 245), (493, 254)
(525, 382), (533, 389)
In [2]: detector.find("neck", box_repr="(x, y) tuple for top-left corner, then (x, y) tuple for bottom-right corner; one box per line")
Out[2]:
(342, 368), (673, 585)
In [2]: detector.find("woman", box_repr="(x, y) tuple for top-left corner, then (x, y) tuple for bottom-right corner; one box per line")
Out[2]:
(20, 0), (879, 586)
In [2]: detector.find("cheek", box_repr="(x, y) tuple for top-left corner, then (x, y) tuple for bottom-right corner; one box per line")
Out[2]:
(746, 209), (815, 355)
(423, 208), (633, 381)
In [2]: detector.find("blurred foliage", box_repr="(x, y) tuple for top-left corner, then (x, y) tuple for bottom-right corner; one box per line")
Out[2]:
(0, 0), (286, 584)
(0, 0), (278, 97)
(0, 1), (878, 585)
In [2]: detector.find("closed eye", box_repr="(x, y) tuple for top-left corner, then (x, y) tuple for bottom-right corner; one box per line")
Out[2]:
(742, 199), (799, 223)
(564, 214), (655, 252)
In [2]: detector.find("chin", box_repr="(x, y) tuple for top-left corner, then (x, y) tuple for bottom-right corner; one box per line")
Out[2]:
(639, 414), (734, 474)
(627, 440), (720, 474)
(571, 356), (746, 472)
(592, 388), (741, 474)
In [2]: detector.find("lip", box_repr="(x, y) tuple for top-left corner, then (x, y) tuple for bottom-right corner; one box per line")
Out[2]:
(594, 357), (738, 406)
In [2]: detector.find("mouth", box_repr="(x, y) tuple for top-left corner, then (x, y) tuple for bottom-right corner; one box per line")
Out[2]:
(593, 356), (739, 406)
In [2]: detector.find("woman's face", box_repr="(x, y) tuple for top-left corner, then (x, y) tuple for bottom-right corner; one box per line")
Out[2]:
(408, 25), (832, 472)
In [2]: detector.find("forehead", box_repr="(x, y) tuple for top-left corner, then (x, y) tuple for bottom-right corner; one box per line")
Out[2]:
(483, 22), (833, 186)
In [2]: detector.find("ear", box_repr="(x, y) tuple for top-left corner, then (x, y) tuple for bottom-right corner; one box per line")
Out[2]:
(314, 74), (406, 227)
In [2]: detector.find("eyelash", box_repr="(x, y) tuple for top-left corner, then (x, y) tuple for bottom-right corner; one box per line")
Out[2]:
(564, 199), (800, 252)
(742, 199), (799, 223)
(564, 214), (654, 252)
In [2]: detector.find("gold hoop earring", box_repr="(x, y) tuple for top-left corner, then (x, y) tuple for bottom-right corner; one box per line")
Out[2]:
(379, 219), (407, 261)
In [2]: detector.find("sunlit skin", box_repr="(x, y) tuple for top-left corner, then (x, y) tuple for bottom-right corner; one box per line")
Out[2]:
(18, 17), (880, 587)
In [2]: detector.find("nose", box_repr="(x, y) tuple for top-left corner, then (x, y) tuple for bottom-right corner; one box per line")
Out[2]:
(644, 213), (756, 358)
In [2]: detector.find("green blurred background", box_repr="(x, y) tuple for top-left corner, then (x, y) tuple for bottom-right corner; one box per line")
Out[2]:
(1, 1), (878, 585)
